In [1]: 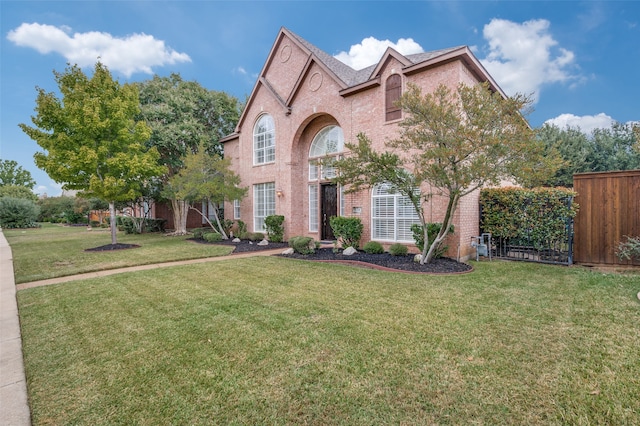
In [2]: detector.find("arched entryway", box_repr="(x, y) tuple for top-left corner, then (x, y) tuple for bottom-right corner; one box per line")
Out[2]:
(308, 125), (344, 240)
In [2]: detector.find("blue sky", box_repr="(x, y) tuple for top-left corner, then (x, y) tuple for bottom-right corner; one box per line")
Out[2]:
(1, 0), (639, 196)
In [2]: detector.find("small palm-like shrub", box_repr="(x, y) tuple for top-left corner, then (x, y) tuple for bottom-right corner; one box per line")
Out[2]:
(389, 243), (408, 256)
(363, 241), (384, 254)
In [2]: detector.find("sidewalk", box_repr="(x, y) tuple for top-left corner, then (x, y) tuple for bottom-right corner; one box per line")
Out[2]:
(0, 230), (31, 425)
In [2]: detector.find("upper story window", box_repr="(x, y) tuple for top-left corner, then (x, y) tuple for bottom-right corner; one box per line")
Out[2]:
(308, 125), (344, 180)
(253, 114), (275, 165)
(385, 74), (402, 121)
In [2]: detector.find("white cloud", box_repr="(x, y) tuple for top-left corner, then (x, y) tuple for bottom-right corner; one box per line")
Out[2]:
(480, 19), (581, 102)
(334, 37), (424, 70)
(545, 113), (614, 134)
(7, 22), (191, 77)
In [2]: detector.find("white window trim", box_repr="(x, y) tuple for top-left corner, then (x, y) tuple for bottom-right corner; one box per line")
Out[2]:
(254, 182), (275, 232)
(371, 183), (421, 242)
(253, 114), (275, 165)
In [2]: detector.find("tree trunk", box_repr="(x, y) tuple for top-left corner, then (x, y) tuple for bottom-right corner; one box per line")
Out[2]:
(190, 204), (228, 239)
(422, 193), (459, 264)
(170, 199), (190, 235)
(109, 201), (117, 245)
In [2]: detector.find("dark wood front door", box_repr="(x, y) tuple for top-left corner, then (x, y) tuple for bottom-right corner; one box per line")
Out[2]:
(321, 184), (337, 240)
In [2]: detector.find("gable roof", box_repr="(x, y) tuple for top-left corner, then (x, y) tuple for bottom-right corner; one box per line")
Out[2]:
(221, 27), (505, 141)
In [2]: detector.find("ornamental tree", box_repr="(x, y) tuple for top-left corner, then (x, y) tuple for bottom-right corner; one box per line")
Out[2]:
(334, 82), (559, 264)
(136, 74), (242, 234)
(167, 144), (247, 239)
(19, 62), (165, 245)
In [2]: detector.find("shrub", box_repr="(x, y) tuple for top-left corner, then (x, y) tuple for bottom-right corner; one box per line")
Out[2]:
(363, 241), (384, 254)
(204, 232), (223, 243)
(480, 187), (578, 249)
(289, 236), (316, 255)
(235, 220), (247, 237)
(192, 228), (210, 240)
(264, 215), (285, 242)
(389, 243), (408, 256)
(0, 197), (40, 228)
(329, 216), (363, 249)
(247, 232), (265, 241)
(411, 223), (454, 259)
(616, 236), (640, 262)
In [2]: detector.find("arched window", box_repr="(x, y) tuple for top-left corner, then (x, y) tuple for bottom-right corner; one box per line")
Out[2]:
(385, 74), (402, 121)
(253, 114), (275, 165)
(308, 125), (344, 180)
(371, 182), (420, 242)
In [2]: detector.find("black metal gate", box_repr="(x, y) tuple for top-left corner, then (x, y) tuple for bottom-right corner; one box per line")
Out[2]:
(480, 197), (574, 265)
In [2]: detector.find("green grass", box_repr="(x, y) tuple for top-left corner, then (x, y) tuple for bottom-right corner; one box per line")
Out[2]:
(16, 256), (640, 425)
(5, 223), (233, 283)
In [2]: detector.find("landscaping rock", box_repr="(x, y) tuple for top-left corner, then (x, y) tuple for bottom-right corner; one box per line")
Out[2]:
(414, 254), (422, 263)
(343, 247), (357, 256)
(282, 248), (295, 255)
(257, 239), (269, 246)
(232, 237), (241, 243)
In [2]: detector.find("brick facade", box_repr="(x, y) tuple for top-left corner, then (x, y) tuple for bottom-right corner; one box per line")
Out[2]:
(221, 27), (509, 261)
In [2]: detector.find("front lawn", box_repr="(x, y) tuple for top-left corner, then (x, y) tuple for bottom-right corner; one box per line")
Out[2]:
(17, 258), (640, 425)
(5, 223), (233, 283)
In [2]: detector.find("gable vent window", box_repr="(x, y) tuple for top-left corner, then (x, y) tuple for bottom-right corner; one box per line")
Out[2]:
(385, 74), (402, 122)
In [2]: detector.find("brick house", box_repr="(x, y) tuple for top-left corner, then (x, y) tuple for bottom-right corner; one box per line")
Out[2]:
(221, 27), (508, 260)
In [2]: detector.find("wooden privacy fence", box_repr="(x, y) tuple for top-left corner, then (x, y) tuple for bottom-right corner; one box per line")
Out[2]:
(573, 170), (640, 266)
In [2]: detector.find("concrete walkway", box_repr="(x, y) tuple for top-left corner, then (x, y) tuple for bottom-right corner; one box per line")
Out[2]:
(1, 234), (285, 426)
(0, 230), (31, 425)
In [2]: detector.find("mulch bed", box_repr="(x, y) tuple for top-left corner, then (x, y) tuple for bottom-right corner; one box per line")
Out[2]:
(210, 239), (471, 274)
(84, 243), (140, 252)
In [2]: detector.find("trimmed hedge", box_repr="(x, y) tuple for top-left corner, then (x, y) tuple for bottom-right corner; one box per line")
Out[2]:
(363, 241), (384, 254)
(264, 215), (285, 242)
(330, 216), (363, 249)
(289, 236), (316, 254)
(389, 243), (408, 256)
(480, 187), (578, 248)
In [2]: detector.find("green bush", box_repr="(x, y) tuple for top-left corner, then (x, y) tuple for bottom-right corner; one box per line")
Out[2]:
(234, 220), (247, 238)
(480, 187), (578, 249)
(289, 236), (316, 255)
(363, 241), (384, 254)
(204, 232), (223, 243)
(389, 243), (408, 256)
(248, 232), (265, 241)
(0, 197), (40, 228)
(264, 215), (285, 242)
(329, 216), (363, 249)
(411, 223), (454, 259)
(616, 236), (640, 262)
(192, 228), (210, 240)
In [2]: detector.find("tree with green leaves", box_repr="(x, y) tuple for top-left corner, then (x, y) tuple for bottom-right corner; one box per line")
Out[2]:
(168, 144), (247, 239)
(0, 159), (36, 189)
(136, 74), (242, 234)
(19, 62), (165, 245)
(334, 82), (558, 264)
(538, 122), (640, 186)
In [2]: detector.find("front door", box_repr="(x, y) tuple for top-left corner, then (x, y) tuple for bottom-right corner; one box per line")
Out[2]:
(321, 184), (337, 240)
